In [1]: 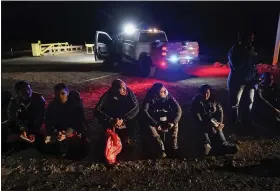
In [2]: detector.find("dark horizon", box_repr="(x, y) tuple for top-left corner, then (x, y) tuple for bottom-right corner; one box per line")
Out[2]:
(1, 1), (280, 61)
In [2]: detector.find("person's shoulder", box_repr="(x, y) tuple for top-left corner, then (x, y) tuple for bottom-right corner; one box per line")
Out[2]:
(127, 88), (136, 95)
(9, 97), (18, 105)
(191, 94), (200, 104)
(167, 94), (177, 102)
(32, 92), (45, 102)
(47, 100), (58, 109)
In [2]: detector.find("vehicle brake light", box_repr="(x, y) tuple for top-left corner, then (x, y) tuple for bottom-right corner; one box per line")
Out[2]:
(162, 46), (167, 51)
(161, 62), (166, 66)
(162, 52), (167, 56)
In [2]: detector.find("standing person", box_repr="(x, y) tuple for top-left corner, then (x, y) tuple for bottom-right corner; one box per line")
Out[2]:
(191, 84), (239, 156)
(227, 32), (259, 125)
(142, 83), (182, 158)
(94, 79), (139, 164)
(44, 83), (89, 159)
(2, 81), (46, 153)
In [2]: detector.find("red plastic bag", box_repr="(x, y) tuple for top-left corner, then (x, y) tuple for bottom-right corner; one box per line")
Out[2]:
(105, 128), (122, 165)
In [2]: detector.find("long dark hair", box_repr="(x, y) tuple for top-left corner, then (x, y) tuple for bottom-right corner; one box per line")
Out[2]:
(145, 83), (169, 101)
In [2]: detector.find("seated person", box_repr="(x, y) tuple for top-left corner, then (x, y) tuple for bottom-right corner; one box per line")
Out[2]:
(1, 90), (13, 122)
(45, 83), (88, 159)
(191, 84), (239, 156)
(2, 81), (45, 152)
(254, 72), (280, 127)
(142, 83), (182, 158)
(94, 79), (139, 150)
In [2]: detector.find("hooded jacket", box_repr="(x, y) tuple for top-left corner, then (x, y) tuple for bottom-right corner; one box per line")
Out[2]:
(94, 87), (139, 125)
(6, 92), (46, 134)
(45, 93), (86, 135)
(142, 89), (182, 127)
(191, 94), (223, 126)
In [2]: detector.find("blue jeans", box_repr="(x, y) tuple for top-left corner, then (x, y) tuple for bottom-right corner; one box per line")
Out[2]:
(204, 127), (227, 146)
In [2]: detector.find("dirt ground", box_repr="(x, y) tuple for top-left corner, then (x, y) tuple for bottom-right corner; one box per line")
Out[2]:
(2, 62), (280, 191)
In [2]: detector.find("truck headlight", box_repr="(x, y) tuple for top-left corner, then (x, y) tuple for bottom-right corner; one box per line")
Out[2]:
(170, 55), (178, 62)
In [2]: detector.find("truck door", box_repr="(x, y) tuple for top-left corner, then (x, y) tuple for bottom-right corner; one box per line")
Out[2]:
(122, 30), (139, 60)
(94, 31), (113, 61)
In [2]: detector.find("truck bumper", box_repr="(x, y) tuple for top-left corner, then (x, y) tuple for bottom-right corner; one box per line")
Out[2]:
(154, 58), (199, 70)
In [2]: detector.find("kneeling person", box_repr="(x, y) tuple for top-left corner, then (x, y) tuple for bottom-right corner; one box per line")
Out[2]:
(142, 83), (182, 158)
(191, 84), (239, 156)
(45, 83), (88, 159)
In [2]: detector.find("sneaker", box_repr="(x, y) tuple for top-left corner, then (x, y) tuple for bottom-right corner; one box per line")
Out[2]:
(221, 143), (240, 154)
(160, 151), (167, 159)
(204, 144), (212, 156)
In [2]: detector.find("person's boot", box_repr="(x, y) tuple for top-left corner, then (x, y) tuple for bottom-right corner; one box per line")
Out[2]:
(204, 143), (212, 156)
(160, 150), (167, 159)
(221, 142), (239, 154)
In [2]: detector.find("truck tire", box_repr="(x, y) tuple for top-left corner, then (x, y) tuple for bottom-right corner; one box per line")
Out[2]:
(139, 56), (156, 78)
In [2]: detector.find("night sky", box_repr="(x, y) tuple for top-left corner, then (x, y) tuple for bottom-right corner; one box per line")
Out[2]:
(2, 1), (280, 61)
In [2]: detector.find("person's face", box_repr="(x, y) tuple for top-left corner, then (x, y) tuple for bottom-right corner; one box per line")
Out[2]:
(118, 82), (127, 96)
(159, 87), (168, 98)
(18, 84), (32, 100)
(55, 88), (68, 103)
(201, 89), (211, 100)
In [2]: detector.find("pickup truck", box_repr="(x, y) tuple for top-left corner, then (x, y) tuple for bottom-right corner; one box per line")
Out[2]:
(94, 29), (199, 77)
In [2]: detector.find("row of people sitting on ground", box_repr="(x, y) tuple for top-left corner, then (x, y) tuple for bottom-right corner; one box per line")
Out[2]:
(1, 72), (279, 164)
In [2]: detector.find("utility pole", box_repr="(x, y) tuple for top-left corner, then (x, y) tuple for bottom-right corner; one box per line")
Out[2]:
(272, 13), (280, 65)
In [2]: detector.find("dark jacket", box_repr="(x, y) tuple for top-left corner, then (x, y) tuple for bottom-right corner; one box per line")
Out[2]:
(142, 93), (182, 126)
(45, 98), (86, 134)
(94, 88), (139, 125)
(228, 42), (258, 83)
(191, 94), (223, 127)
(6, 92), (46, 134)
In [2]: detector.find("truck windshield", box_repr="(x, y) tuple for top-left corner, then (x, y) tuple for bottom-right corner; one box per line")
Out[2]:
(139, 32), (167, 42)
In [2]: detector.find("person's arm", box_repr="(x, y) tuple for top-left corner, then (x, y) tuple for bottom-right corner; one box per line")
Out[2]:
(143, 101), (158, 126)
(94, 92), (114, 123)
(123, 90), (139, 122)
(7, 99), (26, 133)
(216, 102), (224, 124)
(169, 96), (182, 125)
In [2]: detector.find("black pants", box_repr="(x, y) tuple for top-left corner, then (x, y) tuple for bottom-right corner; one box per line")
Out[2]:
(43, 128), (90, 159)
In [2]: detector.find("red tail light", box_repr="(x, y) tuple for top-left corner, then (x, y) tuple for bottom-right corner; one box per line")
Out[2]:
(162, 52), (167, 56)
(162, 46), (167, 51)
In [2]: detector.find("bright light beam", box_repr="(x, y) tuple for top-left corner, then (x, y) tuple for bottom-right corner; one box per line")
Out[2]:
(124, 24), (136, 35)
